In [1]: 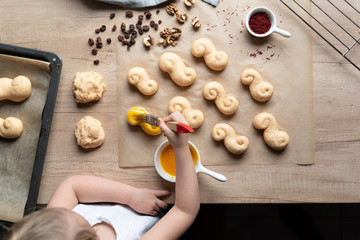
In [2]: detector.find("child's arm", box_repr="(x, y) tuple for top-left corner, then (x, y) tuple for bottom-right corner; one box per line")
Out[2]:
(47, 175), (170, 215)
(141, 111), (200, 240)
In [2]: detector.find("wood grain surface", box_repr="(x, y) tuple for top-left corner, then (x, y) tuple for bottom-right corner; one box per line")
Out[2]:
(0, 0), (359, 204)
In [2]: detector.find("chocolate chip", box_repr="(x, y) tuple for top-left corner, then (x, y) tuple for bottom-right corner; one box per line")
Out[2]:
(93, 59), (100, 65)
(118, 35), (124, 42)
(88, 38), (95, 46)
(121, 23), (126, 32)
(110, 12), (115, 19)
(142, 25), (150, 32)
(107, 38), (111, 44)
(91, 48), (98, 55)
(126, 11), (133, 18)
(100, 25), (106, 32)
(158, 20), (162, 25)
(95, 28), (100, 34)
(112, 25), (117, 32)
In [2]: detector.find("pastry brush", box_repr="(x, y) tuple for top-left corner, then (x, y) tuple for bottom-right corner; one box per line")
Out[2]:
(138, 114), (194, 133)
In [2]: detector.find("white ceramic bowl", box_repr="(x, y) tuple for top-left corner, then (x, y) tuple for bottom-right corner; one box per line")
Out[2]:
(154, 140), (227, 183)
(245, 6), (291, 38)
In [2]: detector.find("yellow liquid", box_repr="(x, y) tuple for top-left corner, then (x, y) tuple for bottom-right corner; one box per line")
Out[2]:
(160, 144), (198, 177)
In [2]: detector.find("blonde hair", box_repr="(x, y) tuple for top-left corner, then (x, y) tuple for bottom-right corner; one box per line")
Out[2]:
(4, 208), (97, 240)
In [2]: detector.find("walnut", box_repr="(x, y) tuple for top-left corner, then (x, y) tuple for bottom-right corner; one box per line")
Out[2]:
(184, 0), (196, 7)
(158, 27), (182, 48)
(143, 35), (154, 47)
(176, 13), (188, 24)
(166, 3), (178, 16)
(191, 17), (201, 30)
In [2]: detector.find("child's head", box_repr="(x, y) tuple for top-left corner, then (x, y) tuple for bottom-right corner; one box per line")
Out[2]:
(4, 208), (97, 240)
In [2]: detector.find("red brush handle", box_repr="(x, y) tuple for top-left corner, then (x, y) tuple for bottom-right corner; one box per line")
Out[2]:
(166, 122), (194, 133)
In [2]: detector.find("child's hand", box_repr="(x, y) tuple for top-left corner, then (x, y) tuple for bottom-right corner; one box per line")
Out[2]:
(158, 111), (189, 149)
(128, 188), (170, 216)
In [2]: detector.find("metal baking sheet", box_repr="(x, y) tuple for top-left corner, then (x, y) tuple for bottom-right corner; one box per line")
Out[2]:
(0, 43), (62, 223)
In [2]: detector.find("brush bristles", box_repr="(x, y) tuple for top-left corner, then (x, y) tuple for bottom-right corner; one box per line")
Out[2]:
(139, 114), (159, 126)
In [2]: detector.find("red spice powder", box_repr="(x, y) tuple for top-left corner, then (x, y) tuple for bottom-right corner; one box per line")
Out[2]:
(249, 12), (271, 34)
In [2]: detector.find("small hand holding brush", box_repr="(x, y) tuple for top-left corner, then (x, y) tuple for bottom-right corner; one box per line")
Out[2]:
(139, 114), (194, 133)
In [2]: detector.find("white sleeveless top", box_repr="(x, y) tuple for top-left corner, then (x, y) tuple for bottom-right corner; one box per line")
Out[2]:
(72, 204), (160, 240)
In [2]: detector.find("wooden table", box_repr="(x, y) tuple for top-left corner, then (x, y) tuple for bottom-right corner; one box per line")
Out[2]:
(0, 0), (359, 204)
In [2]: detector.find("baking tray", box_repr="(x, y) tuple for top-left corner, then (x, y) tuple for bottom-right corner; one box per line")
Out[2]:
(0, 43), (62, 223)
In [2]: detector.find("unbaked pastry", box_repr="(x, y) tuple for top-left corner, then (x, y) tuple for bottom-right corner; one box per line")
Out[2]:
(127, 67), (158, 96)
(0, 76), (32, 102)
(168, 96), (204, 128)
(191, 38), (228, 71)
(212, 123), (249, 154)
(203, 81), (238, 115)
(253, 112), (289, 150)
(0, 117), (23, 139)
(240, 69), (274, 102)
(75, 116), (105, 149)
(159, 52), (196, 87)
(73, 72), (105, 103)
(126, 106), (161, 135)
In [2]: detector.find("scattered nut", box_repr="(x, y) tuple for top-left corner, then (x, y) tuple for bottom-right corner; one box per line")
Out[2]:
(191, 17), (201, 30)
(166, 3), (178, 16)
(159, 27), (182, 47)
(143, 35), (154, 47)
(184, 0), (196, 7)
(157, 38), (164, 46)
(176, 13), (188, 24)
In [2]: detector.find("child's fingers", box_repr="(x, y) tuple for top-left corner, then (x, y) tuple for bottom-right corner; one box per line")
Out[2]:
(154, 190), (171, 197)
(156, 199), (168, 209)
(158, 118), (173, 137)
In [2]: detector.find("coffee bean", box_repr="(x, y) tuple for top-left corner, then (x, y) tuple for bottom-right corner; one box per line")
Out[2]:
(156, 10), (160, 14)
(138, 15), (144, 20)
(93, 59), (100, 65)
(112, 25), (117, 32)
(95, 28), (100, 34)
(100, 25), (106, 32)
(153, 23), (159, 31)
(88, 38), (95, 46)
(110, 12), (115, 19)
(129, 24), (135, 31)
(122, 40), (128, 46)
(150, 20), (155, 27)
(96, 42), (103, 48)
(124, 33), (130, 39)
(107, 38), (111, 44)
(118, 35), (124, 42)
(158, 20), (162, 25)
(91, 48), (98, 55)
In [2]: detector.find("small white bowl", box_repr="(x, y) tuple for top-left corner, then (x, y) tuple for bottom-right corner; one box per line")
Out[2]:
(245, 6), (291, 38)
(154, 140), (227, 183)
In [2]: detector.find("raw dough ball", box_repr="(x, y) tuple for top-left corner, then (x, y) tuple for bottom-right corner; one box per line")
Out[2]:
(0, 117), (23, 139)
(75, 116), (105, 149)
(73, 72), (105, 103)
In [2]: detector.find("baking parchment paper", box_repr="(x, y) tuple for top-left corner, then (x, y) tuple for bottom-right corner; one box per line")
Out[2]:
(117, 0), (314, 167)
(0, 54), (50, 222)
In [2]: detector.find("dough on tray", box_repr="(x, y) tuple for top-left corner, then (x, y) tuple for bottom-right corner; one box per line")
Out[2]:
(0, 76), (32, 102)
(0, 117), (23, 139)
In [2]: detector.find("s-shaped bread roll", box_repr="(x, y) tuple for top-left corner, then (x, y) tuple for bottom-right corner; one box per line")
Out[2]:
(0, 117), (23, 139)
(168, 96), (205, 128)
(191, 38), (228, 71)
(240, 69), (274, 102)
(159, 52), (197, 87)
(203, 81), (239, 115)
(127, 67), (158, 95)
(212, 123), (249, 154)
(253, 112), (289, 150)
(0, 76), (32, 102)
